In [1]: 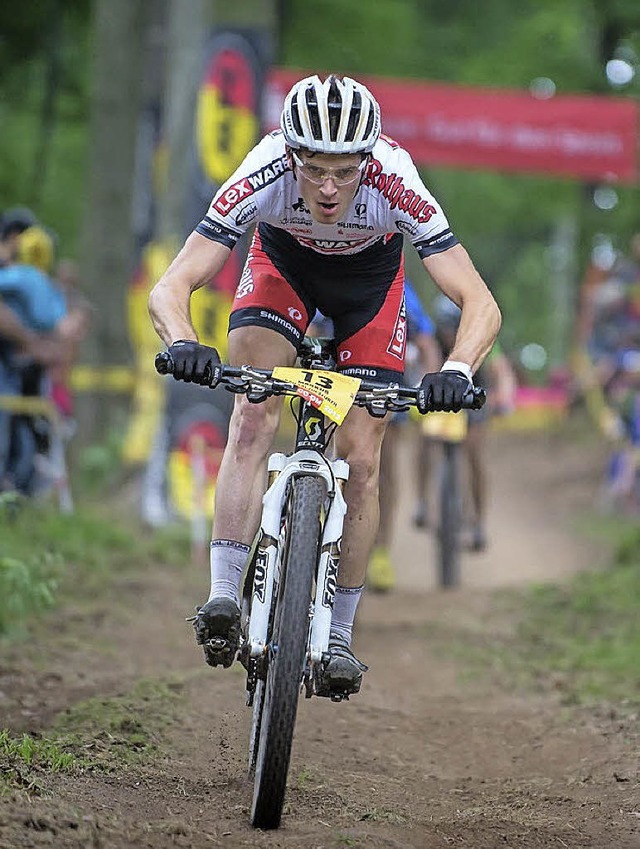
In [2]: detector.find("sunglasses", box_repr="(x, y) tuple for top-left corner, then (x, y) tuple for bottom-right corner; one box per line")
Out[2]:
(292, 152), (368, 186)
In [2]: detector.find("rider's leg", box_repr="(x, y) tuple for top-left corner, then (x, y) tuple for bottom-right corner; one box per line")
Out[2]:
(375, 419), (397, 549)
(195, 326), (297, 666)
(210, 325), (297, 591)
(465, 420), (488, 550)
(413, 429), (433, 528)
(315, 407), (386, 695)
(332, 407), (388, 627)
(369, 417), (399, 591)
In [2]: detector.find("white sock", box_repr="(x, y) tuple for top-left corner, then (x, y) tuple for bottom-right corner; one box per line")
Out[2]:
(330, 585), (364, 645)
(208, 539), (250, 604)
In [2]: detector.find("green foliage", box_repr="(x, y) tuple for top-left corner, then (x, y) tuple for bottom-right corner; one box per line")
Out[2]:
(0, 494), (190, 639)
(0, 729), (78, 794)
(489, 523), (640, 704)
(0, 498), (60, 638)
(0, 1), (92, 255)
(281, 0), (640, 366)
(1, 0), (639, 353)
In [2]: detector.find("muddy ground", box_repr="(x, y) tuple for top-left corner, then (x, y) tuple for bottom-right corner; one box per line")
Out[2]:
(1, 429), (639, 848)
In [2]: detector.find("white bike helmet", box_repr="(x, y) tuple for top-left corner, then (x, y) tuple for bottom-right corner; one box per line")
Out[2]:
(280, 74), (381, 154)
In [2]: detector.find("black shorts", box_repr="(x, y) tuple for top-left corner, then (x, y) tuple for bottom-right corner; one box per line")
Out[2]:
(229, 224), (407, 382)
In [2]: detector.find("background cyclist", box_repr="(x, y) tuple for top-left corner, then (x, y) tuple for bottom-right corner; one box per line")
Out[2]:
(149, 73), (501, 698)
(368, 278), (440, 591)
(415, 294), (516, 551)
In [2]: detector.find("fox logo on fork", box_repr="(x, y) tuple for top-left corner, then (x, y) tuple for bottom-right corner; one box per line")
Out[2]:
(321, 541), (340, 608)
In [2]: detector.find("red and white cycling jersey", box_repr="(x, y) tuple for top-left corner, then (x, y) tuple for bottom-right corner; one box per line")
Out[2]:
(196, 131), (457, 258)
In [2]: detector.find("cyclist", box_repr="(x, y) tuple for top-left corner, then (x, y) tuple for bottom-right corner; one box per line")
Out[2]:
(149, 74), (501, 697)
(368, 279), (440, 591)
(416, 293), (516, 551)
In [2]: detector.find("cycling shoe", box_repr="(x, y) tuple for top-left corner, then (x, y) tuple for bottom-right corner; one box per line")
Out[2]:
(316, 633), (368, 701)
(193, 597), (240, 668)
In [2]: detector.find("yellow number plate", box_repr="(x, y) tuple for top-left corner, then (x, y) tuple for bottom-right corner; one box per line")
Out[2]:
(272, 368), (361, 425)
(421, 410), (468, 442)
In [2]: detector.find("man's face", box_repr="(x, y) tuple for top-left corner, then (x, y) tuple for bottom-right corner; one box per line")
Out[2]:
(288, 150), (366, 224)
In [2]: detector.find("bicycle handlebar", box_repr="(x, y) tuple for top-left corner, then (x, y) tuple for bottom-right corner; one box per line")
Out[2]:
(154, 351), (486, 414)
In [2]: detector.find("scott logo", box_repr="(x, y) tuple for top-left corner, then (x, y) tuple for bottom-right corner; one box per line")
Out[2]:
(303, 415), (323, 441)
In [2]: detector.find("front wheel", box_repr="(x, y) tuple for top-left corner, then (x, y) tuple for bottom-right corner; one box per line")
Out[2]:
(250, 474), (326, 829)
(438, 441), (462, 588)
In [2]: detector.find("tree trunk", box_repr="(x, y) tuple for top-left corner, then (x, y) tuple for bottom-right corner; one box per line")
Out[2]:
(77, 0), (147, 441)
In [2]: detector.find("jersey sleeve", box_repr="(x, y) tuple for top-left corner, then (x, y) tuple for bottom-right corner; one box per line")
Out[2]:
(374, 143), (459, 259)
(195, 133), (289, 249)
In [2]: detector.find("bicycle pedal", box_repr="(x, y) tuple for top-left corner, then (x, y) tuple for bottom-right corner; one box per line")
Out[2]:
(330, 691), (349, 703)
(203, 638), (236, 668)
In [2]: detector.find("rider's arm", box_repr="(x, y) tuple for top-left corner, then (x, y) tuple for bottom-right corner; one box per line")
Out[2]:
(422, 245), (501, 376)
(489, 349), (518, 413)
(0, 299), (37, 349)
(148, 234), (231, 346)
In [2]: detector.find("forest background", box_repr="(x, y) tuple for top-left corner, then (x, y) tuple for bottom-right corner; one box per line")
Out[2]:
(0, 0), (638, 392)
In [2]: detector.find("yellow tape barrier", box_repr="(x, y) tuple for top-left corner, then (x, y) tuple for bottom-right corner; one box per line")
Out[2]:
(0, 394), (61, 422)
(69, 365), (136, 393)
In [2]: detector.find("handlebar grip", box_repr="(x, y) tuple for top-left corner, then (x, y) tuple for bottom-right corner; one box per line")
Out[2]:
(465, 386), (486, 410)
(155, 351), (174, 375)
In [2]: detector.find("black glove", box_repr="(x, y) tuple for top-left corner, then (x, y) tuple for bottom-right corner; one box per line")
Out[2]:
(167, 340), (222, 386)
(416, 370), (472, 413)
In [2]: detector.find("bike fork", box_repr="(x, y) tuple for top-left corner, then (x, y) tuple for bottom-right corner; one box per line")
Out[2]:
(245, 451), (349, 670)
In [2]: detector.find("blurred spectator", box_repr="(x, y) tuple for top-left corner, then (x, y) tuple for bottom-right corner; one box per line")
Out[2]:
(50, 258), (93, 419)
(0, 217), (87, 495)
(573, 232), (640, 514)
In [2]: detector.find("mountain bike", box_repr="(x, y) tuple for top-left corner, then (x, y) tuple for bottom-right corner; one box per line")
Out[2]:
(156, 339), (485, 829)
(421, 410), (468, 588)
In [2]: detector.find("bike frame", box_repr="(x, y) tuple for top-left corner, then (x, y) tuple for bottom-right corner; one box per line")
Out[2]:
(246, 355), (350, 682)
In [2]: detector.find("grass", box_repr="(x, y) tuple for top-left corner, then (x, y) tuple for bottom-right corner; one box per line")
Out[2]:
(0, 493), (190, 639)
(0, 729), (79, 796)
(0, 677), (185, 794)
(474, 519), (640, 706)
(53, 678), (184, 765)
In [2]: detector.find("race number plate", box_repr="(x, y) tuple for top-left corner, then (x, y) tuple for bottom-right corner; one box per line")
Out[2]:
(421, 410), (468, 443)
(272, 368), (361, 425)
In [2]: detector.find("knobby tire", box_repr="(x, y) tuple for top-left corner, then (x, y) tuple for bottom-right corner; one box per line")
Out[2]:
(438, 441), (461, 588)
(250, 474), (326, 829)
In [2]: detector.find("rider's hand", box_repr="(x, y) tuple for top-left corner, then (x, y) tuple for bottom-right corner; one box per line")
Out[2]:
(417, 367), (472, 413)
(167, 340), (222, 386)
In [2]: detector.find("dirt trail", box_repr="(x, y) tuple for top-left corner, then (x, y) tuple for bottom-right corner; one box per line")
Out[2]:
(2, 429), (639, 849)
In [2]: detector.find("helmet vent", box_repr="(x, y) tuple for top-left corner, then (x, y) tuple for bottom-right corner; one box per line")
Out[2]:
(290, 93), (303, 136)
(304, 86), (324, 140)
(344, 91), (362, 142)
